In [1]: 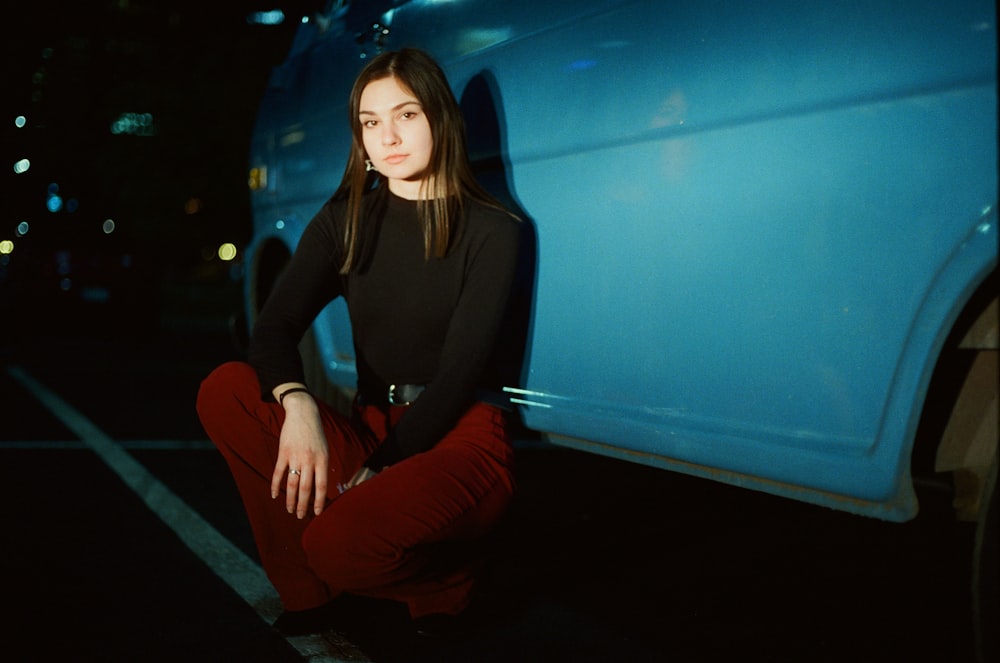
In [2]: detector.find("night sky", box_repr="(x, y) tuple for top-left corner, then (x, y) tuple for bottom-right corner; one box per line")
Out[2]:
(3, 2), (308, 323)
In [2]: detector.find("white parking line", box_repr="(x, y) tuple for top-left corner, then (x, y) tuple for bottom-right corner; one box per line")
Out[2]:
(6, 365), (369, 663)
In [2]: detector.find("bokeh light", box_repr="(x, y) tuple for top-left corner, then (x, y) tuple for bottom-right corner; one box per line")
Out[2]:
(110, 112), (157, 136)
(217, 243), (238, 261)
(248, 10), (285, 25)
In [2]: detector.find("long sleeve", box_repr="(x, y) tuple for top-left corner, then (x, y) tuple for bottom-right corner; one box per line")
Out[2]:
(248, 200), (345, 398)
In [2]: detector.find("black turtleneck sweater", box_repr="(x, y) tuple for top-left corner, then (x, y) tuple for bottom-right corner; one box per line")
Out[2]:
(249, 186), (520, 468)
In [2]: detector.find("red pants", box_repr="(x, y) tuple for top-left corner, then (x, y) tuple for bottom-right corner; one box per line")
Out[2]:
(196, 361), (515, 618)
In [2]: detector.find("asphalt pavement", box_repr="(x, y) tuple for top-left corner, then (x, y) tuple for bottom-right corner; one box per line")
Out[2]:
(0, 320), (981, 662)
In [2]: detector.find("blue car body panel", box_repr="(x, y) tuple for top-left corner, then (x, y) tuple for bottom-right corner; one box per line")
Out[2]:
(246, 0), (997, 521)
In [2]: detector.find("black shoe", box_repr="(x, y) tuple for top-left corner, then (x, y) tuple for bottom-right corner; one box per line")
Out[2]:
(272, 601), (342, 636)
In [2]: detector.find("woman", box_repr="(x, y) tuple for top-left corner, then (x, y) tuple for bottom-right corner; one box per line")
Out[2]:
(196, 48), (520, 636)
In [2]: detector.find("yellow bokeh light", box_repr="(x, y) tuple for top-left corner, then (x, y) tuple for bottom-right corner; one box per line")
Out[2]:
(248, 167), (267, 191)
(0, 240), (13, 255)
(217, 243), (238, 261)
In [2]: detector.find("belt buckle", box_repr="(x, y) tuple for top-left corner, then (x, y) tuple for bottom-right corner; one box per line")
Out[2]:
(387, 384), (407, 406)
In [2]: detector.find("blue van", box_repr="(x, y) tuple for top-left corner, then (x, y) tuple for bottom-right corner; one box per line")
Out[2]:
(242, 0), (996, 646)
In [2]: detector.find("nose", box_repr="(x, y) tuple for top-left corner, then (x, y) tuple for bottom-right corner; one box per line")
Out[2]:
(380, 121), (399, 146)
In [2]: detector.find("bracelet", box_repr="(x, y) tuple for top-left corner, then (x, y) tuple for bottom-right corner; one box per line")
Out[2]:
(278, 386), (311, 407)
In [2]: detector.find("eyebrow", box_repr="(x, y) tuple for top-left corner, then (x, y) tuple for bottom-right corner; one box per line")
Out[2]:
(359, 101), (422, 116)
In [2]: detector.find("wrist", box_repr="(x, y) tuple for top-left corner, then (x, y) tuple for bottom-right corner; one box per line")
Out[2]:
(277, 386), (312, 408)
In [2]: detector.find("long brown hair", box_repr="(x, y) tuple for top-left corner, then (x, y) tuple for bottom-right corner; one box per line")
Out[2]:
(335, 48), (512, 273)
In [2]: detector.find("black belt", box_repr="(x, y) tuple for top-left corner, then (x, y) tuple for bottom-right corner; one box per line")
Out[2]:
(388, 383), (425, 405)
(359, 383), (512, 410)
(357, 383), (426, 406)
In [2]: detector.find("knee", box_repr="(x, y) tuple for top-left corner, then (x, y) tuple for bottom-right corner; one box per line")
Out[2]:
(196, 361), (259, 430)
(197, 361), (255, 406)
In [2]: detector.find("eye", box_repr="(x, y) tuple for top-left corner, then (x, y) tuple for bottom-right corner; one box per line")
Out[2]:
(362, 119), (378, 128)
(400, 110), (419, 120)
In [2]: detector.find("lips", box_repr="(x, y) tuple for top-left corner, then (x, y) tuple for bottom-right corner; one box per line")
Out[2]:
(384, 154), (407, 165)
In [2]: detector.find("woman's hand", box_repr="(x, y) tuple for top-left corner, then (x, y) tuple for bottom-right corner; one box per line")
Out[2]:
(345, 465), (378, 490)
(271, 388), (329, 518)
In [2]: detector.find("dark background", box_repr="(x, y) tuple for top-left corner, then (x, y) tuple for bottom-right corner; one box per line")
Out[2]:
(2, 1), (311, 335)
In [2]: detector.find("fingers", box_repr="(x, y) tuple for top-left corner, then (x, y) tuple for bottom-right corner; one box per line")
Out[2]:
(294, 469), (312, 519)
(271, 455), (306, 516)
(313, 458), (328, 516)
(276, 463), (327, 519)
(272, 455), (330, 519)
(278, 464), (309, 518)
(283, 467), (298, 514)
(271, 457), (288, 500)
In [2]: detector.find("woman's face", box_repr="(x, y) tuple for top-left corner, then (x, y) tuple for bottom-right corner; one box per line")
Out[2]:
(359, 76), (434, 199)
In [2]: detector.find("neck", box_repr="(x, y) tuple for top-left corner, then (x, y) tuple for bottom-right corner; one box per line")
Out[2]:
(388, 176), (434, 200)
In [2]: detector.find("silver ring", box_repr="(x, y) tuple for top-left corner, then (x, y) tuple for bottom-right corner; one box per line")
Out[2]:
(289, 469), (301, 476)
